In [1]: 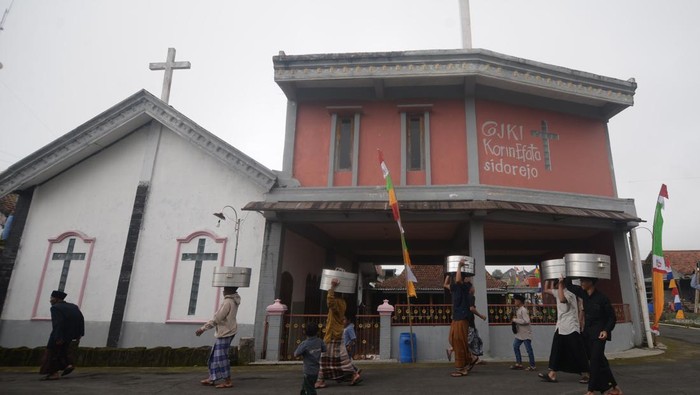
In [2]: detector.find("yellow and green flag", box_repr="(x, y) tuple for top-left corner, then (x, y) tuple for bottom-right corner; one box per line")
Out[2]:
(651, 184), (669, 333)
(378, 149), (416, 298)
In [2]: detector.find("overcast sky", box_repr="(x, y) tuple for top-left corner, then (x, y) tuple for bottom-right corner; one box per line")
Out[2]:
(0, 0), (698, 257)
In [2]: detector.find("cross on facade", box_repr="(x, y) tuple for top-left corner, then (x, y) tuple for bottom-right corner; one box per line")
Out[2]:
(181, 238), (218, 315)
(149, 47), (191, 103)
(51, 238), (86, 292)
(531, 120), (559, 171)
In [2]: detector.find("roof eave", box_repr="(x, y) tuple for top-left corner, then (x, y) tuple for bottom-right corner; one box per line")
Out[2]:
(273, 48), (636, 118)
(0, 90), (278, 197)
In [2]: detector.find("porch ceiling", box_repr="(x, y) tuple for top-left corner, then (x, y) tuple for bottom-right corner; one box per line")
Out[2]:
(283, 218), (608, 266)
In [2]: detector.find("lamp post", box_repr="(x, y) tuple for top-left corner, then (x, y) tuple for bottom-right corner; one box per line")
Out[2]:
(213, 206), (241, 267)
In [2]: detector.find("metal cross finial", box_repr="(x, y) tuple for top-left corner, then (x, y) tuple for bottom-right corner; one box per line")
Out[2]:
(531, 120), (559, 171)
(149, 47), (191, 103)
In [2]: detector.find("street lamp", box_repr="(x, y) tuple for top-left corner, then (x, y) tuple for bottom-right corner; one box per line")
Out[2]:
(213, 205), (241, 267)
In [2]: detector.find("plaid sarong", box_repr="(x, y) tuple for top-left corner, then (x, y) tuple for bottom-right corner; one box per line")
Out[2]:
(318, 339), (355, 381)
(207, 335), (234, 381)
(468, 326), (483, 356)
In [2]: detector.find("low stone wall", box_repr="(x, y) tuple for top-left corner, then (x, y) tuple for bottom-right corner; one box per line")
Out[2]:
(0, 346), (239, 367)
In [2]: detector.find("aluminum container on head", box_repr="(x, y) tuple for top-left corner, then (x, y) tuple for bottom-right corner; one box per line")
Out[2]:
(540, 259), (566, 281)
(444, 255), (475, 276)
(564, 253), (611, 280)
(320, 268), (357, 294)
(212, 266), (252, 287)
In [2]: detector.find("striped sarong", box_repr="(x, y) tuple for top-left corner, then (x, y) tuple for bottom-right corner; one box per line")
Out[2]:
(207, 335), (234, 381)
(449, 319), (472, 369)
(318, 339), (355, 381)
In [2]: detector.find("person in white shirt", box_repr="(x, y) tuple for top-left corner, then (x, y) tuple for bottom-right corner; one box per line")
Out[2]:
(510, 294), (536, 371)
(538, 275), (590, 384)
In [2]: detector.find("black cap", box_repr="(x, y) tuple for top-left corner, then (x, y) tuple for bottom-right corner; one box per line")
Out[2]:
(51, 290), (67, 299)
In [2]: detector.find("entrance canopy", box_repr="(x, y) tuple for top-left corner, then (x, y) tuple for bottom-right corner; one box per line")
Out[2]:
(244, 198), (640, 266)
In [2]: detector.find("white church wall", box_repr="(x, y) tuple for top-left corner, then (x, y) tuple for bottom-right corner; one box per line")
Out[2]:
(118, 128), (269, 347)
(0, 128), (148, 347)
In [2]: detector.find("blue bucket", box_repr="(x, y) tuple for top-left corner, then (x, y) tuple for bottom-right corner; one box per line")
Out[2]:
(399, 332), (417, 363)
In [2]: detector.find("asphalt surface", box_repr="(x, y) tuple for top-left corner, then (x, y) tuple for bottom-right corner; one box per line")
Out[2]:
(1, 326), (699, 394)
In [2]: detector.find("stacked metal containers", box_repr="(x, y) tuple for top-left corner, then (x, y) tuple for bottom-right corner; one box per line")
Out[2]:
(445, 255), (475, 276)
(540, 254), (611, 280)
(212, 266), (252, 287)
(320, 268), (358, 294)
(564, 253), (611, 280)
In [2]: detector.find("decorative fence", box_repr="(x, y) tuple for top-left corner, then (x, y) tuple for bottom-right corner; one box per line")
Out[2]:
(278, 314), (380, 361)
(391, 304), (632, 326)
(392, 304), (452, 326)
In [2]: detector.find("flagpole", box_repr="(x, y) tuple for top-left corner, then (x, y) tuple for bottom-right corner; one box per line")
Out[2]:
(401, 232), (416, 363)
(378, 149), (417, 362)
(629, 228), (655, 348)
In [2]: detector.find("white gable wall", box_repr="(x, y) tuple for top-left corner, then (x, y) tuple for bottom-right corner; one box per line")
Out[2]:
(118, 125), (268, 347)
(0, 127), (148, 347)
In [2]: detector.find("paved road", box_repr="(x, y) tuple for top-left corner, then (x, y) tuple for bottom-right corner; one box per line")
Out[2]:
(659, 323), (700, 344)
(1, 328), (698, 394)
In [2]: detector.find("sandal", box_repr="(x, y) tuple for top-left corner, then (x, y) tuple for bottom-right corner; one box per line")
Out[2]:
(215, 381), (233, 388)
(350, 372), (363, 386)
(538, 372), (558, 382)
(450, 369), (468, 377)
(525, 366), (537, 371)
(509, 364), (524, 370)
(40, 374), (60, 381)
(467, 356), (479, 371)
(61, 365), (75, 376)
(579, 377), (590, 384)
(314, 381), (327, 389)
(200, 378), (215, 386)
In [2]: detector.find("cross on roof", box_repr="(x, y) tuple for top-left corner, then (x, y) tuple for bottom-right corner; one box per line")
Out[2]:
(149, 47), (191, 103)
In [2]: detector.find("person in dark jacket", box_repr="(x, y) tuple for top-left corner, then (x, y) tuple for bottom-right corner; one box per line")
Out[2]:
(40, 290), (85, 380)
(566, 278), (623, 395)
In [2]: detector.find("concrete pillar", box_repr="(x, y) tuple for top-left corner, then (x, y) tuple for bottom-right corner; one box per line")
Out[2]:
(253, 221), (285, 359)
(264, 299), (287, 361)
(614, 231), (643, 347)
(377, 299), (395, 360)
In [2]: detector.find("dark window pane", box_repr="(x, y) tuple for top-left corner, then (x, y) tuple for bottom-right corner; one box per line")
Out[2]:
(407, 115), (424, 170)
(336, 116), (354, 171)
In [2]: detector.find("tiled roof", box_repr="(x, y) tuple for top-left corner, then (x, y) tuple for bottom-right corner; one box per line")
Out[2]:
(244, 200), (641, 223)
(486, 272), (508, 289)
(664, 251), (700, 275)
(375, 265), (445, 291)
(373, 265), (508, 292)
(644, 250), (700, 276)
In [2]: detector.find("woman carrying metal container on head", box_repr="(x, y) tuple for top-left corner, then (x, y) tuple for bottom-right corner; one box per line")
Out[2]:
(315, 270), (362, 389)
(564, 254), (623, 395)
(537, 259), (589, 384)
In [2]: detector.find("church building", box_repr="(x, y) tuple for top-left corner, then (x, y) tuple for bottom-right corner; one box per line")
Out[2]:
(0, 90), (276, 348)
(246, 49), (643, 359)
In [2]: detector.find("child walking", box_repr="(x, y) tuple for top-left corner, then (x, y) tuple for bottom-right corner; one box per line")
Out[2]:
(294, 323), (327, 394)
(511, 294), (536, 371)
